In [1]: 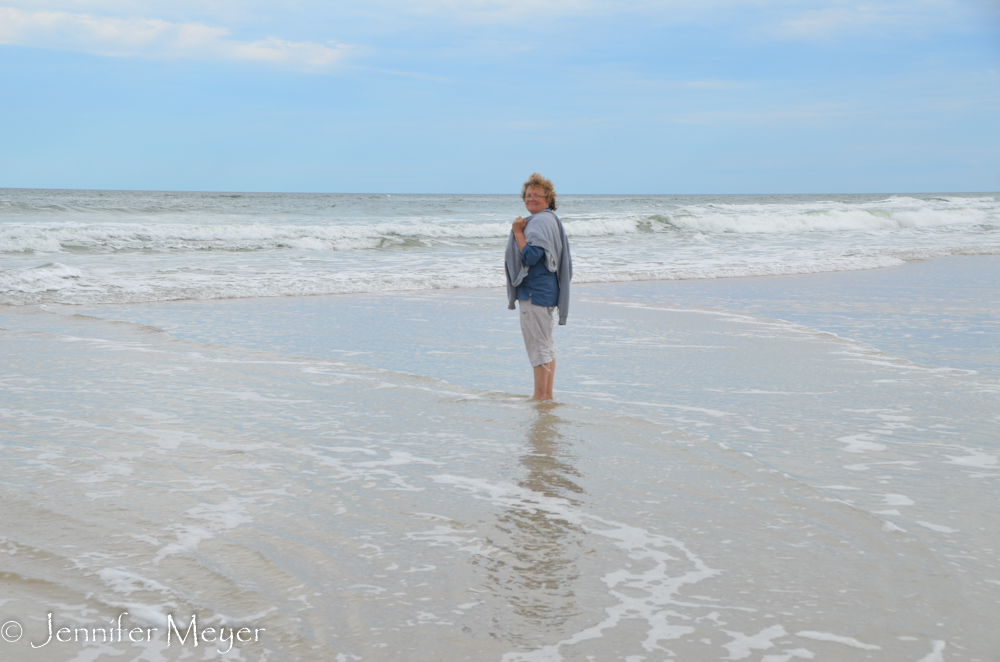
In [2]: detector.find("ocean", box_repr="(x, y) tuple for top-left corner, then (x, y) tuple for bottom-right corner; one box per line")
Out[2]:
(1, 189), (998, 661)
(2, 190), (999, 306)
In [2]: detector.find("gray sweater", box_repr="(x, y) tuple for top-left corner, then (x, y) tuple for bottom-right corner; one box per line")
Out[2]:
(505, 209), (573, 325)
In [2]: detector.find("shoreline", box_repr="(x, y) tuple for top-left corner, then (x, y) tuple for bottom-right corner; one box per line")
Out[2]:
(1, 253), (997, 660)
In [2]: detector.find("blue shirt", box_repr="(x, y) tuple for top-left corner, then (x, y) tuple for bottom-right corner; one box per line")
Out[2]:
(516, 244), (559, 307)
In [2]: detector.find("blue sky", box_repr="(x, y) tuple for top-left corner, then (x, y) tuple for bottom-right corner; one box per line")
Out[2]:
(1, 1), (997, 193)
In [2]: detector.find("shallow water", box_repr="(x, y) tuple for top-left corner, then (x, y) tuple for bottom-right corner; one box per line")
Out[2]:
(2, 257), (997, 660)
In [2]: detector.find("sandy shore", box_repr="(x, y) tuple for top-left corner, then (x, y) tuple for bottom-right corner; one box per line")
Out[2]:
(1, 256), (997, 660)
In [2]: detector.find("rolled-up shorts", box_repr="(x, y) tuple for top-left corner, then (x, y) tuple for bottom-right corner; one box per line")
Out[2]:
(519, 299), (556, 367)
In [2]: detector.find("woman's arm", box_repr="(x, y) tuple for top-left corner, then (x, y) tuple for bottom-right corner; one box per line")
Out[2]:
(520, 244), (546, 266)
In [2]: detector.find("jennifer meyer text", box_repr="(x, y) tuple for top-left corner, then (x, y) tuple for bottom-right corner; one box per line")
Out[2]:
(2, 612), (265, 655)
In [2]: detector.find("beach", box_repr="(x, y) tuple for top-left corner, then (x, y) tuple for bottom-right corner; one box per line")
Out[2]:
(1, 191), (998, 660)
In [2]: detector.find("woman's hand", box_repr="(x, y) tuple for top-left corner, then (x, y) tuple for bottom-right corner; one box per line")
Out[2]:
(512, 216), (528, 250)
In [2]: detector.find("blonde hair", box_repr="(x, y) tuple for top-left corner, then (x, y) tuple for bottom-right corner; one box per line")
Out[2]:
(520, 173), (557, 211)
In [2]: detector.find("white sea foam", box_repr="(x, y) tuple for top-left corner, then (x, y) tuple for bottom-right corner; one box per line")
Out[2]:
(836, 434), (888, 453)
(0, 262), (82, 293)
(666, 202), (991, 234)
(881, 493), (914, 506)
(916, 640), (947, 662)
(916, 521), (959, 534)
(944, 449), (998, 468)
(98, 568), (174, 597)
(795, 630), (881, 650)
(721, 624), (787, 659)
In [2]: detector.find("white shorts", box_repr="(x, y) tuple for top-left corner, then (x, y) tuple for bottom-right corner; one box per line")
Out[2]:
(519, 300), (556, 367)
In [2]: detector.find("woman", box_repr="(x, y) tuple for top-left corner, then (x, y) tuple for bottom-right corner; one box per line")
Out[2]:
(505, 173), (572, 400)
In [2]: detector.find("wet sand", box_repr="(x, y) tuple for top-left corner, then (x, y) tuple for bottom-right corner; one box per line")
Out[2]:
(1, 256), (997, 660)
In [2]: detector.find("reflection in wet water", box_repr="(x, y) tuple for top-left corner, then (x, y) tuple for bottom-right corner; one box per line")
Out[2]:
(480, 404), (587, 645)
(519, 403), (585, 502)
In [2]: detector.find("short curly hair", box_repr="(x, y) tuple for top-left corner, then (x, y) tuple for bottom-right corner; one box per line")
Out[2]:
(520, 173), (557, 211)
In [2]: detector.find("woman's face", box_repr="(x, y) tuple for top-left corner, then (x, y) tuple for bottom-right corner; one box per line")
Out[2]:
(523, 186), (549, 215)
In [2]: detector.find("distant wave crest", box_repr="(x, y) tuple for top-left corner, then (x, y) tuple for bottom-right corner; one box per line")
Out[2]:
(2, 199), (995, 254)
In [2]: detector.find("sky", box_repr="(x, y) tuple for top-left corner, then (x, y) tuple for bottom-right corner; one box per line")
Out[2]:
(0, 0), (998, 193)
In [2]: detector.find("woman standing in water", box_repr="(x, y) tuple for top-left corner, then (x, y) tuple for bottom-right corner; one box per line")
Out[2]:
(505, 173), (573, 400)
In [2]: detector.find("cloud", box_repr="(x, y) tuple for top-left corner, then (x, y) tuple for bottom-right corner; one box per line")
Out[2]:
(400, 0), (604, 20)
(772, 1), (979, 40)
(778, 6), (885, 37)
(662, 102), (855, 125)
(368, 0), (731, 25)
(0, 6), (350, 71)
(680, 79), (750, 90)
